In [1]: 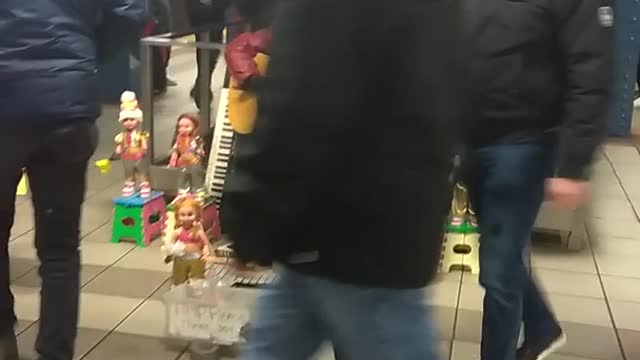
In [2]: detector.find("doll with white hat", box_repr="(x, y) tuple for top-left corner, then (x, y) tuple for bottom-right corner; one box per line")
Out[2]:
(114, 91), (151, 197)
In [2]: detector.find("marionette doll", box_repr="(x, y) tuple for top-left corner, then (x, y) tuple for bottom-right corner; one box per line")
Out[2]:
(168, 113), (206, 195)
(114, 91), (151, 197)
(163, 196), (212, 286)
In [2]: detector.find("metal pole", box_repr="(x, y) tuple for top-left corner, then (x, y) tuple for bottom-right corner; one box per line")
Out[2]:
(198, 31), (212, 130)
(140, 41), (156, 162)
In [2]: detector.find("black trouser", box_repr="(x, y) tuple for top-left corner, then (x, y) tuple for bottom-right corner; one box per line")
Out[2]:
(192, 29), (224, 107)
(0, 121), (97, 360)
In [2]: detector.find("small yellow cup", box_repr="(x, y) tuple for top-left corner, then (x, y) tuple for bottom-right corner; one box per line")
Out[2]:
(95, 159), (112, 174)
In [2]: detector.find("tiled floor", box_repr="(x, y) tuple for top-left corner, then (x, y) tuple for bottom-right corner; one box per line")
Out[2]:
(8, 50), (640, 359)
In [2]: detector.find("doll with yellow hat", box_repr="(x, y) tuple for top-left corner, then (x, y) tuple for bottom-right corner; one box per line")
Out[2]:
(114, 91), (151, 197)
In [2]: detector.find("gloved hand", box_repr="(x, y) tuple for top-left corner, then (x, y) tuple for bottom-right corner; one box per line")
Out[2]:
(242, 75), (266, 92)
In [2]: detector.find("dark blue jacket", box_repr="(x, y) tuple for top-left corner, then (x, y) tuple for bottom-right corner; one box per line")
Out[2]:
(0, 0), (147, 123)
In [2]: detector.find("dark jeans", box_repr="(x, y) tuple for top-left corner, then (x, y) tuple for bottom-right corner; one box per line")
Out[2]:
(193, 30), (223, 93)
(462, 133), (558, 360)
(0, 121), (97, 360)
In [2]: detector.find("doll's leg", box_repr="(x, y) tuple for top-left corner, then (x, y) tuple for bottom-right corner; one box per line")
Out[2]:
(189, 259), (206, 279)
(121, 160), (136, 196)
(138, 158), (151, 197)
(172, 258), (190, 286)
(177, 168), (189, 194)
(189, 165), (206, 194)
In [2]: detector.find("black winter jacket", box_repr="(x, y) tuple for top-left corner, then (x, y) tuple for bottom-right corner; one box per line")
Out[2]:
(0, 0), (147, 123)
(222, 0), (470, 289)
(464, 0), (614, 179)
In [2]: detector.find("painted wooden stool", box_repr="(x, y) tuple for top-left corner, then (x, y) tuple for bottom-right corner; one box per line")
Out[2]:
(440, 233), (480, 274)
(112, 191), (166, 247)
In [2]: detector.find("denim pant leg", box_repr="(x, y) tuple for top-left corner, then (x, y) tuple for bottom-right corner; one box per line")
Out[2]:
(242, 269), (326, 360)
(464, 138), (556, 360)
(0, 134), (32, 337)
(309, 276), (440, 360)
(29, 122), (97, 360)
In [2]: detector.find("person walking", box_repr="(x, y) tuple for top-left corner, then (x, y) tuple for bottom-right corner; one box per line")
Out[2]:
(0, 1), (146, 359)
(221, 0), (469, 358)
(461, 1), (614, 359)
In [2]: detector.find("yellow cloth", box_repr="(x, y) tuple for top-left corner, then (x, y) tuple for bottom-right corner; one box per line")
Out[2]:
(228, 53), (269, 134)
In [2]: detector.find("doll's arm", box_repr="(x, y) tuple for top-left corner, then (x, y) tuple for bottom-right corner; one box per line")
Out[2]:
(168, 151), (178, 167)
(165, 231), (186, 256)
(140, 132), (149, 152)
(114, 133), (123, 154)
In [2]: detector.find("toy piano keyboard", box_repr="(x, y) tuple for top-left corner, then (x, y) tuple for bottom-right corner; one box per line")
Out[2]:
(205, 89), (234, 204)
(209, 263), (277, 288)
(210, 243), (277, 287)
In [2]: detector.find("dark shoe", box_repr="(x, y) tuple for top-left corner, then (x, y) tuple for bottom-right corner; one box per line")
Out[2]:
(189, 86), (213, 110)
(0, 330), (18, 360)
(517, 326), (566, 360)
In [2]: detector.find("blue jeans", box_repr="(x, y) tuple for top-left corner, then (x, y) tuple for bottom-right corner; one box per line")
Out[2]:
(463, 133), (558, 360)
(242, 268), (440, 360)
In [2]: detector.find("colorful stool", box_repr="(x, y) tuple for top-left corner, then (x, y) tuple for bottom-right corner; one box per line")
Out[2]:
(112, 191), (166, 247)
(440, 233), (480, 274)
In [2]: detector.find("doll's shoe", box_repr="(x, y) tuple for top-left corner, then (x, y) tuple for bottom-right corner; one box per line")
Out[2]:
(140, 182), (151, 197)
(122, 182), (135, 197)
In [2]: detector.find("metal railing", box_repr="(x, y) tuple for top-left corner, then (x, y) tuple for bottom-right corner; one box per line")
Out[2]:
(140, 31), (225, 163)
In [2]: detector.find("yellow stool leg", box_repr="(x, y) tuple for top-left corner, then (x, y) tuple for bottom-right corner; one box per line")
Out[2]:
(462, 233), (481, 275)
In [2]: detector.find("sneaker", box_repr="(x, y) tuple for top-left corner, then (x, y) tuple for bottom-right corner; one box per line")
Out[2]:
(122, 182), (135, 197)
(0, 329), (18, 360)
(517, 326), (566, 360)
(634, 97), (640, 108)
(140, 181), (151, 198)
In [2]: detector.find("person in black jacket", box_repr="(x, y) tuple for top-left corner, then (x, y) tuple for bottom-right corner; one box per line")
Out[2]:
(222, 0), (469, 358)
(461, 1), (613, 359)
(0, 1), (145, 359)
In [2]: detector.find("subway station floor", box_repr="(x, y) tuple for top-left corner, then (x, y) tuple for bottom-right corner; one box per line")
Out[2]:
(8, 49), (640, 360)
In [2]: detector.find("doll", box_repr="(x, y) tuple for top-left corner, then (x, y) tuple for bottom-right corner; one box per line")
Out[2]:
(164, 196), (212, 286)
(114, 91), (151, 197)
(168, 113), (206, 195)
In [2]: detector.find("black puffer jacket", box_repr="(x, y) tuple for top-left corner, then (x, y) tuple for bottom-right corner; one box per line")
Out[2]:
(463, 0), (614, 179)
(0, 0), (147, 123)
(223, 0), (470, 289)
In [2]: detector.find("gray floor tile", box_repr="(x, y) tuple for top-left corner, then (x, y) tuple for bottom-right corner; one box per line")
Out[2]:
(534, 269), (603, 299)
(13, 265), (106, 289)
(454, 311), (621, 359)
(81, 224), (112, 243)
(454, 309), (482, 343)
(531, 245), (597, 274)
(618, 329), (640, 360)
(81, 267), (168, 299)
(81, 242), (135, 267)
(559, 321), (622, 360)
(150, 279), (172, 301)
(77, 293), (143, 331)
(116, 299), (166, 338)
(433, 306), (456, 341)
(16, 324), (108, 360)
(9, 258), (37, 282)
(15, 320), (35, 335)
(82, 332), (187, 360)
(451, 340), (480, 360)
(547, 294), (612, 327)
(601, 275), (640, 303)
(609, 300), (640, 331)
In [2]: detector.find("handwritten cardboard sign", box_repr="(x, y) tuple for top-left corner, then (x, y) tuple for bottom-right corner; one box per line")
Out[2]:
(167, 303), (249, 343)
